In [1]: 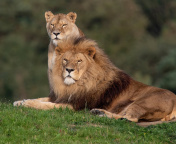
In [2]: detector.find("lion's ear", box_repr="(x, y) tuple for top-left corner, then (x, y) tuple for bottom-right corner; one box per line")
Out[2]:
(67, 12), (77, 23)
(85, 47), (96, 58)
(45, 11), (54, 22)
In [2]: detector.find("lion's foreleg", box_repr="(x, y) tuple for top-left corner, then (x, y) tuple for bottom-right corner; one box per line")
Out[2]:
(90, 108), (123, 119)
(13, 97), (51, 106)
(14, 99), (73, 110)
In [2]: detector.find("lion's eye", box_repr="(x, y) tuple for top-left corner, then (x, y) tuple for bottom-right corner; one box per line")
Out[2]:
(63, 59), (68, 63)
(51, 24), (54, 27)
(78, 60), (82, 63)
(62, 24), (67, 28)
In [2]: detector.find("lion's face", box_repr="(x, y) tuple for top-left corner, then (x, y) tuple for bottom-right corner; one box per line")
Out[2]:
(61, 52), (88, 85)
(55, 42), (96, 86)
(45, 11), (80, 46)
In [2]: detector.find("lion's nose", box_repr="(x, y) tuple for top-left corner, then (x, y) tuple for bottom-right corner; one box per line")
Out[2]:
(66, 68), (74, 73)
(53, 32), (60, 36)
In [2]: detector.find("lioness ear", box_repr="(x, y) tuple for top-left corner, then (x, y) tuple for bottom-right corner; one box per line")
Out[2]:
(85, 47), (96, 58)
(67, 12), (77, 23)
(45, 11), (54, 22)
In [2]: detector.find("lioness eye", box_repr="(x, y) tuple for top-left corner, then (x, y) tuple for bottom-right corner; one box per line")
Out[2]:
(78, 60), (82, 63)
(63, 59), (68, 63)
(62, 24), (67, 28)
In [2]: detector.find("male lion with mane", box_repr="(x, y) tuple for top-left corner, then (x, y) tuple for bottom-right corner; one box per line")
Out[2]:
(14, 37), (176, 126)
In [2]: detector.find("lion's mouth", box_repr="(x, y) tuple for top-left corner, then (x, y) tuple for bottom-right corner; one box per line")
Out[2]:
(54, 37), (60, 40)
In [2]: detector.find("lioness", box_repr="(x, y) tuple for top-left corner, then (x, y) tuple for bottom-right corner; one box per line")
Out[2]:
(14, 37), (176, 126)
(45, 11), (84, 98)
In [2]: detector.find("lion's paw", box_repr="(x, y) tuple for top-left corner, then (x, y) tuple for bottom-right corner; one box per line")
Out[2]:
(13, 99), (41, 109)
(13, 100), (26, 106)
(90, 109), (105, 116)
(13, 99), (33, 107)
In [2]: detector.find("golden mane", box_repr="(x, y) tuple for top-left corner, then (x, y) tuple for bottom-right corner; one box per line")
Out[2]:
(51, 37), (130, 110)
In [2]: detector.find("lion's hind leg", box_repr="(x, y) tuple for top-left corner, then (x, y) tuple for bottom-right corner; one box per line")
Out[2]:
(137, 109), (176, 127)
(161, 107), (176, 121)
(90, 103), (147, 123)
(118, 103), (149, 122)
(121, 100), (176, 123)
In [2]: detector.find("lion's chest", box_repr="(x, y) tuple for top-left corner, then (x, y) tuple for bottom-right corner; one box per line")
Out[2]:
(48, 51), (56, 71)
(67, 93), (105, 111)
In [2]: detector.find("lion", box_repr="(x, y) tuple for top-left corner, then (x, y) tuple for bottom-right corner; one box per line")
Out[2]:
(13, 37), (176, 127)
(45, 11), (84, 98)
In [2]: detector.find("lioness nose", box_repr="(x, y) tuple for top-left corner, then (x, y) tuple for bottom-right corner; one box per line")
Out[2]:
(53, 32), (60, 36)
(66, 68), (74, 73)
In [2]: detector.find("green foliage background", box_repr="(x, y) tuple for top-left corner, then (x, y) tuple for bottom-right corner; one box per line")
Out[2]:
(1, 0), (176, 102)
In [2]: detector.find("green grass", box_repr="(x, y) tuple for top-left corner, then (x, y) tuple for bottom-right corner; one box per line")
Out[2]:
(0, 103), (176, 144)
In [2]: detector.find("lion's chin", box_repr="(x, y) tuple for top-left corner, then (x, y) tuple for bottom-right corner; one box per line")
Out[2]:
(64, 77), (75, 85)
(52, 39), (62, 46)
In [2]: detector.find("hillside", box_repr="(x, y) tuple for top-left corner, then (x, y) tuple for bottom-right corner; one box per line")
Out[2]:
(0, 103), (176, 143)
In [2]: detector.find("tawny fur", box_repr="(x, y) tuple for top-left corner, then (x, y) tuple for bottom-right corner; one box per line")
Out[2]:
(45, 11), (84, 95)
(14, 37), (176, 127)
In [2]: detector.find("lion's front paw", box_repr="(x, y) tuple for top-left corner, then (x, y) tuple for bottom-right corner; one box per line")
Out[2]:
(90, 109), (105, 116)
(13, 99), (42, 109)
(13, 100), (26, 106)
(13, 99), (33, 107)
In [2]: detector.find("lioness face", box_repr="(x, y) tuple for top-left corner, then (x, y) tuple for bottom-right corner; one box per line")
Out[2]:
(45, 11), (79, 46)
(61, 52), (88, 85)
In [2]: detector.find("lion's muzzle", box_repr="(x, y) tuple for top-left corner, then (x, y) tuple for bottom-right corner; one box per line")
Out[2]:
(63, 68), (76, 85)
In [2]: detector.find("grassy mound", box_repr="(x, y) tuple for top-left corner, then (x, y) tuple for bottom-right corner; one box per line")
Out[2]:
(0, 103), (176, 143)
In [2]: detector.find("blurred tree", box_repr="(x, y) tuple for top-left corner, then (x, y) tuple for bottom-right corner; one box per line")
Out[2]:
(157, 49), (176, 93)
(135, 0), (176, 37)
(0, 0), (50, 101)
